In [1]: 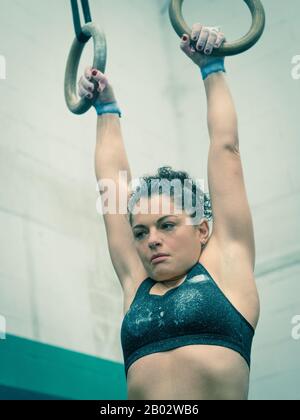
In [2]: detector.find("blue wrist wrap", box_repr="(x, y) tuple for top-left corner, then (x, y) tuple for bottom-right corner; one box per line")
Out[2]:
(200, 58), (226, 80)
(94, 101), (122, 118)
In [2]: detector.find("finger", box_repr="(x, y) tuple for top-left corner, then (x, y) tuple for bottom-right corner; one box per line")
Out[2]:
(204, 32), (218, 55)
(78, 84), (93, 99)
(180, 34), (194, 56)
(91, 69), (109, 92)
(191, 23), (203, 42)
(91, 68), (106, 83)
(79, 74), (95, 93)
(84, 65), (93, 81)
(196, 27), (209, 51)
(215, 33), (226, 48)
(100, 76), (110, 91)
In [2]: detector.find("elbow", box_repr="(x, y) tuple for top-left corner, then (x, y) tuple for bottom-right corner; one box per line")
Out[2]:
(210, 133), (240, 153)
(208, 115), (239, 150)
(224, 141), (240, 155)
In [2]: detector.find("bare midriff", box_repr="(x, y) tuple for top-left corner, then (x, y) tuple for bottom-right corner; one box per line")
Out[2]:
(126, 344), (250, 400)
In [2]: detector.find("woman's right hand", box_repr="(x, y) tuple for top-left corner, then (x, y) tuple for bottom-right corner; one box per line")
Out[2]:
(78, 65), (117, 106)
(180, 24), (226, 69)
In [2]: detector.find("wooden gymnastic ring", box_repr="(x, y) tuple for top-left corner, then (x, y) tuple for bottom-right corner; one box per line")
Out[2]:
(169, 0), (266, 56)
(64, 22), (107, 115)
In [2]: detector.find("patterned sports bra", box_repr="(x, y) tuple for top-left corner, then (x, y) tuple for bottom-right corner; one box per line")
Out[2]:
(120, 260), (255, 379)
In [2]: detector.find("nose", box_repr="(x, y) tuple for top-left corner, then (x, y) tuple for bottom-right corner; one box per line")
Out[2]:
(149, 241), (161, 250)
(148, 229), (162, 249)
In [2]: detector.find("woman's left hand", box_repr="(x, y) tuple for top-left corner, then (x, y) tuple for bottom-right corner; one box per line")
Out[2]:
(180, 24), (226, 69)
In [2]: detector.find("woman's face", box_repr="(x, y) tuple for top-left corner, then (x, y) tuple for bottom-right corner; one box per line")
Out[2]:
(131, 194), (208, 282)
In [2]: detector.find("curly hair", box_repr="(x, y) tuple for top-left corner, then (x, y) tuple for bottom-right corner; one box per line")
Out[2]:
(127, 166), (213, 226)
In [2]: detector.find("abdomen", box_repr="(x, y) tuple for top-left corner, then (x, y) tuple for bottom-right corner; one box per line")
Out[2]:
(127, 344), (250, 400)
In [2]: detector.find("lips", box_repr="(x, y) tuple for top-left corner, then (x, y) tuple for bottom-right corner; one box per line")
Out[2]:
(151, 254), (169, 262)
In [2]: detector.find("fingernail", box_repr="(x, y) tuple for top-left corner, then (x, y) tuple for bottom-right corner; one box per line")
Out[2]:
(182, 35), (188, 41)
(92, 70), (98, 76)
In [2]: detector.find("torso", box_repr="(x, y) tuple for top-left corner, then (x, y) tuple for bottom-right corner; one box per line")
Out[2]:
(122, 233), (260, 400)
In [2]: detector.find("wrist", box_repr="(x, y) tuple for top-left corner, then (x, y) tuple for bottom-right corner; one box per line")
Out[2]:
(94, 100), (122, 118)
(200, 58), (226, 81)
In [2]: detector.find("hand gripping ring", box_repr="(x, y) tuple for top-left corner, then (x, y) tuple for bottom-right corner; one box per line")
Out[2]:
(169, 0), (266, 56)
(64, 22), (107, 115)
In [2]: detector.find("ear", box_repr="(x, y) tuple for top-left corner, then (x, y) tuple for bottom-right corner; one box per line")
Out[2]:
(198, 218), (210, 242)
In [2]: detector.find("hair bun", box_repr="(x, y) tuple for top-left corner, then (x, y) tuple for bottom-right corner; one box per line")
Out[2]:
(157, 166), (174, 179)
(157, 166), (190, 182)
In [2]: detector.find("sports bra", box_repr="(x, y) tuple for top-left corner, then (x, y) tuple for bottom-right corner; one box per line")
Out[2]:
(120, 260), (255, 379)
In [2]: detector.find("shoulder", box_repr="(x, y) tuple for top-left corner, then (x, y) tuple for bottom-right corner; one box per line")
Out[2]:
(201, 231), (256, 281)
(200, 233), (260, 329)
(123, 274), (150, 317)
(121, 260), (150, 315)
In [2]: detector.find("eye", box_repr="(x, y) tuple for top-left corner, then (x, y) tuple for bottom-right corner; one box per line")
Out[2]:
(134, 231), (145, 239)
(162, 223), (174, 230)
(134, 223), (175, 240)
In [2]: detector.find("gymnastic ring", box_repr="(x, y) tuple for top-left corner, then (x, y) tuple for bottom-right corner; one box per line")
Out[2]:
(169, 0), (266, 56)
(64, 22), (107, 115)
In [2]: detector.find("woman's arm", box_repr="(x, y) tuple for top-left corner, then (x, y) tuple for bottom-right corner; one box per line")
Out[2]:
(204, 72), (239, 149)
(180, 26), (238, 148)
(95, 114), (131, 182)
(95, 114), (148, 292)
(203, 72), (255, 270)
(78, 67), (148, 292)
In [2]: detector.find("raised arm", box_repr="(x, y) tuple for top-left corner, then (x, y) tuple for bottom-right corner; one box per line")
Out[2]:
(180, 26), (255, 271)
(204, 72), (238, 148)
(79, 68), (147, 293)
(204, 72), (255, 267)
(96, 116), (148, 293)
(95, 114), (131, 184)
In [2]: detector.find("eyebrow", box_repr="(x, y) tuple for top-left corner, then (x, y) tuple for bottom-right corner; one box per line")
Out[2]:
(133, 215), (178, 229)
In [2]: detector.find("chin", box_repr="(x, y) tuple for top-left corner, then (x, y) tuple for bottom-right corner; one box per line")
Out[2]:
(150, 266), (172, 281)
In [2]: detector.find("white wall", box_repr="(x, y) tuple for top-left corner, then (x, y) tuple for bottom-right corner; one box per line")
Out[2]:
(0, 0), (182, 358)
(0, 0), (299, 399)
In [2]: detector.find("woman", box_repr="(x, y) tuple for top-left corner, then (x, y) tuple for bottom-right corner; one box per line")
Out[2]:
(79, 24), (260, 400)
